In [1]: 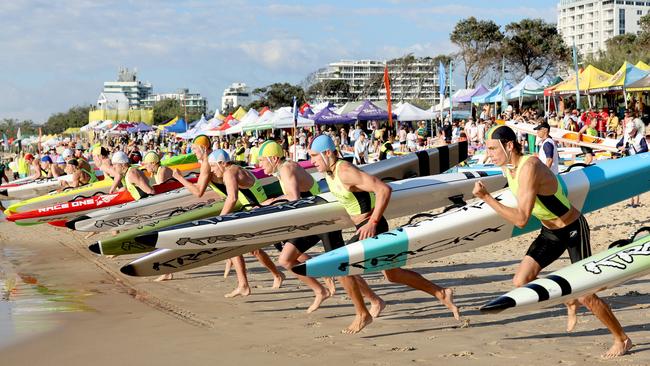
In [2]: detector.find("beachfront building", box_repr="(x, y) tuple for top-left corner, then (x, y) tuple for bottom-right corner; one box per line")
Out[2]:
(221, 83), (252, 110)
(141, 88), (208, 114)
(314, 59), (447, 106)
(557, 0), (650, 56)
(99, 67), (153, 109)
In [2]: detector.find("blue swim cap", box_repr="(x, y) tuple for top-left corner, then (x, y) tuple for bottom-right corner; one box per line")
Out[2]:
(208, 149), (230, 163)
(309, 134), (336, 153)
(40, 155), (52, 163)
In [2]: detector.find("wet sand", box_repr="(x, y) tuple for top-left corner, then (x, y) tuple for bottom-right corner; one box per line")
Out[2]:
(1, 195), (649, 366)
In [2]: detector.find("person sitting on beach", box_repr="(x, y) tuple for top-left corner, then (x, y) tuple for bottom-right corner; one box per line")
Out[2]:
(473, 125), (632, 358)
(257, 140), (367, 313)
(534, 122), (559, 174)
(171, 135), (285, 297)
(108, 151), (155, 199)
(306, 135), (459, 334)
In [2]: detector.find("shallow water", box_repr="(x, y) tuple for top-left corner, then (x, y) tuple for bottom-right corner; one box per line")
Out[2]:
(0, 245), (94, 349)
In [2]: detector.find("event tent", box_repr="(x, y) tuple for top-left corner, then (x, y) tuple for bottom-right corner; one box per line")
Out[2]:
(626, 73), (650, 92)
(452, 84), (489, 103)
(636, 61), (650, 71)
(506, 75), (546, 100)
(222, 109), (260, 135)
(271, 108), (314, 129)
(345, 100), (395, 121)
(551, 65), (612, 95)
(471, 81), (513, 104)
(336, 100), (388, 115)
(311, 107), (356, 125)
(232, 106), (247, 121)
(163, 118), (187, 133)
(395, 102), (436, 121)
(126, 122), (153, 133)
(589, 62), (649, 92)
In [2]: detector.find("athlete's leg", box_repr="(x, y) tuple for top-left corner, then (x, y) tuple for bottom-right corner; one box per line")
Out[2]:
(383, 268), (459, 320)
(278, 243), (330, 313)
(339, 275), (373, 334)
(224, 255), (251, 298)
(512, 255), (542, 287)
(250, 249), (285, 289)
(578, 294), (632, 358)
(353, 275), (385, 318)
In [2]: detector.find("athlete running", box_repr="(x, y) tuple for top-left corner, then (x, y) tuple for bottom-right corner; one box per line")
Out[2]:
(307, 135), (459, 333)
(473, 125), (632, 358)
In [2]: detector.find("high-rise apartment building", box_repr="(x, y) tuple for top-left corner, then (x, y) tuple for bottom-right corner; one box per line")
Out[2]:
(314, 59), (448, 106)
(99, 67), (153, 109)
(142, 88), (207, 113)
(557, 0), (650, 56)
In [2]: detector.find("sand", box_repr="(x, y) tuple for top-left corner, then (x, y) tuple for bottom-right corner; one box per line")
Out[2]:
(0, 195), (649, 366)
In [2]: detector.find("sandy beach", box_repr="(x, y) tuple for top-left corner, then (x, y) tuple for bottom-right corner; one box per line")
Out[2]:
(1, 195), (649, 366)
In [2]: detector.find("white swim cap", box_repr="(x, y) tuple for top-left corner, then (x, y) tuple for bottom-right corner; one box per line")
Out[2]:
(111, 151), (130, 164)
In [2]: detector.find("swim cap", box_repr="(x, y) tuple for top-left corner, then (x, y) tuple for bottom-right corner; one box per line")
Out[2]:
(142, 151), (160, 164)
(24, 153), (34, 160)
(40, 155), (52, 163)
(62, 149), (74, 159)
(111, 151), (130, 164)
(56, 156), (66, 165)
(75, 143), (84, 151)
(208, 149), (230, 163)
(258, 140), (284, 158)
(309, 134), (336, 153)
(486, 125), (517, 142)
(67, 158), (79, 167)
(92, 143), (102, 155)
(192, 135), (211, 149)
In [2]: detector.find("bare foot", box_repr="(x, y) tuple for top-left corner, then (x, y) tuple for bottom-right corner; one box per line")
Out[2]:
(223, 259), (232, 278)
(224, 287), (251, 298)
(341, 312), (373, 334)
(566, 301), (578, 332)
(306, 289), (331, 314)
(272, 272), (285, 289)
(324, 277), (336, 296)
(440, 288), (460, 321)
(602, 338), (633, 358)
(153, 274), (173, 282)
(369, 298), (386, 318)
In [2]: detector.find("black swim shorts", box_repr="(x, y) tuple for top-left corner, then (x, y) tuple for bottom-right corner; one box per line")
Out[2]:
(346, 216), (389, 244)
(285, 231), (345, 253)
(526, 215), (592, 269)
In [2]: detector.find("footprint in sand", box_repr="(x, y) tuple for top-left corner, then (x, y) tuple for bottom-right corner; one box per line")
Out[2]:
(390, 346), (416, 352)
(441, 351), (475, 359)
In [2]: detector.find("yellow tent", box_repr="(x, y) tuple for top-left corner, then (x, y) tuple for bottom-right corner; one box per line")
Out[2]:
(232, 106), (247, 121)
(157, 116), (178, 130)
(635, 61), (650, 71)
(552, 65), (612, 95)
(62, 127), (81, 135)
(589, 62), (648, 92)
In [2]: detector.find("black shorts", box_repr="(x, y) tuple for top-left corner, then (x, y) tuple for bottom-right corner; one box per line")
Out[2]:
(285, 231), (345, 253)
(580, 146), (594, 154)
(526, 215), (591, 269)
(400, 141), (406, 145)
(346, 216), (389, 244)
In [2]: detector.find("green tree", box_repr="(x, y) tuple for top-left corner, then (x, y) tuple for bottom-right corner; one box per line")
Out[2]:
(153, 99), (182, 125)
(306, 79), (351, 101)
(450, 17), (504, 88)
(585, 34), (649, 73)
(250, 83), (305, 109)
(0, 118), (39, 137)
(42, 105), (90, 134)
(501, 19), (570, 80)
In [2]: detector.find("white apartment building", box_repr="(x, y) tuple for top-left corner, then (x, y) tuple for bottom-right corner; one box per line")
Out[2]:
(100, 67), (153, 109)
(141, 88), (207, 113)
(558, 0), (650, 56)
(314, 59), (448, 106)
(221, 83), (252, 111)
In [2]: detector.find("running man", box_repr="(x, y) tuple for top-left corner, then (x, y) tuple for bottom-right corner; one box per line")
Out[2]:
(171, 135), (284, 297)
(258, 140), (381, 314)
(306, 135), (459, 333)
(472, 125), (632, 358)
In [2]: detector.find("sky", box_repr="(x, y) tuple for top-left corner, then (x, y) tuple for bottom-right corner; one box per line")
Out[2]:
(0, 0), (557, 122)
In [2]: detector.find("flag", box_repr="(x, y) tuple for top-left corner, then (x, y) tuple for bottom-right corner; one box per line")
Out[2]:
(16, 127), (21, 140)
(383, 66), (393, 127)
(572, 39), (580, 109)
(292, 96), (298, 129)
(438, 61), (446, 97)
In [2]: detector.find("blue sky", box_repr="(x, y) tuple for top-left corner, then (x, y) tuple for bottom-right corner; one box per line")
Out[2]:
(0, 0), (557, 122)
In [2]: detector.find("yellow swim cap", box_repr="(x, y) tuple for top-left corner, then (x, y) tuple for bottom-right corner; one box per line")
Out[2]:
(258, 140), (284, 158)
(192, 135), (211, 149)
(143, 151), (160, 164)
(92, 143), (102, 155)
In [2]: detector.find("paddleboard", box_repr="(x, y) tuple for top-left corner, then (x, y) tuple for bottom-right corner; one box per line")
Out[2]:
(292, 153), (650, 277)
(481, 227), (650, 314)
(507, 121), (619, 153)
